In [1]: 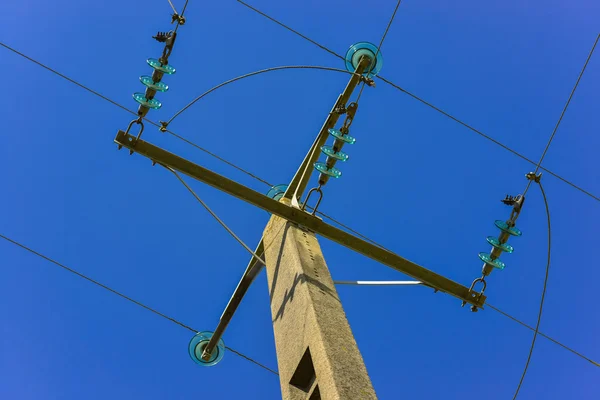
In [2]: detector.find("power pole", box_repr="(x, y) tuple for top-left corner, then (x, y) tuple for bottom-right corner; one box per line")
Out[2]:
(259, 55), (377, 398)
(115, 43), (486, 399)
(263, 208), (376, 399)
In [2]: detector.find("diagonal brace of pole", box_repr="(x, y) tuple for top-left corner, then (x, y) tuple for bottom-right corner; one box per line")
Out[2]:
(201, 239), (265, 360)
(283, 56), (370, 206)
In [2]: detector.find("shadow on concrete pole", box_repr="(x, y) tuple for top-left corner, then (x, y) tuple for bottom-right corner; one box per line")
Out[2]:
(264, 213), (377, 400)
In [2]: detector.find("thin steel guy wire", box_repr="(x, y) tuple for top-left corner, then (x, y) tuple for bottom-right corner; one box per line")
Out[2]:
(164, 165), (267, 265)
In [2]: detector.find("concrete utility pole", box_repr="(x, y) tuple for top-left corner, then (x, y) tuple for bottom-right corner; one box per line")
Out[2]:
(260, 56), (376, 398)
(115, 46), (486, 400)
(263, 210), (376, 399)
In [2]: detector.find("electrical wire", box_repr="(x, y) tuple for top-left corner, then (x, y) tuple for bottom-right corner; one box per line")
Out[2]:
(486, 303), (599, 368)
(313, 206), (598, 369)
(0, 233), (197, 332)
(0, 37), (595, 371)
(355, 0), (402, 104)
(307, 207), (388, 250)
(166, 65), (360, 126)
(233, 4), (600, 204)
(2, 39), (597, 203)
(180, 0), (190, 17)
(1, 5), (596, 386)
(512, 181), (552, 399)
(165, 165), (267, 265)
(237, 0), (345, 62)
(0, 232), (279, 376)
(523, 33), (599, 197)
(173, 0), (190, 33)
(160, 127), (274, 186)
(0, 42), (271, 188)
(377, 75), (600, 203)
(166, 0), (178, 15)
(226, 346), (279, 376)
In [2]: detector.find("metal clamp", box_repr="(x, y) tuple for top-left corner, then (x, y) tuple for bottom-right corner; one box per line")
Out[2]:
(120, 118), (145, 155)
(171, 13), (186, 26)
(159, 121), (169, 132)
(360, 76), (376, 87)
(526, 171), (542, 183)
(153, 31), (177, 65)
(340, 102), (358, 131)
(462, 276), (487, 312)
(302, 186), (324, 215)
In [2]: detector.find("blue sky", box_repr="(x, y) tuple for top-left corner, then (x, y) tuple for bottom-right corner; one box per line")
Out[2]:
(1, 0), (598, 399)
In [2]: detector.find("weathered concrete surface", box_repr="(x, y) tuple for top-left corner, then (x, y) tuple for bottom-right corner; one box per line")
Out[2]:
(263, 215), (377, 400)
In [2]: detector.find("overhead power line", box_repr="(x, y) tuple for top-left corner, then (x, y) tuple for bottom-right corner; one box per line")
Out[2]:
(0, 40), (398, 261)
(2, 38), (599, 370)
(1, 231), (596, 370)
(235, 2), (600, 204)
(166, 65), (361, 126)
(0, 232), (278, 377)
(0, 41), (271, 187)
(2, 39), (597, 204)
(486, 303), (599, 368)
(236, 0), (344, 62)
(523, 33), (599, 196)
(355, 0), (403, 104)
(512, 181), (552, 399)
(512, 35), (598, 398)
(166, 0), (178, 15)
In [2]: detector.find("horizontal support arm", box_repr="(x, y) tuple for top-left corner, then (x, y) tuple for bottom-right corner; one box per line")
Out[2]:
(114, 130), (486, 308)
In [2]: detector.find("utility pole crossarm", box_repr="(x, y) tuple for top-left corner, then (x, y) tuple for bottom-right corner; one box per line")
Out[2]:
(114, 130), (486, 308)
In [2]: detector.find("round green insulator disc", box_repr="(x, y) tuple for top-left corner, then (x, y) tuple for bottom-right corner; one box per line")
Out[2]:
(140, 76), (169, 92)
(328, 128), (356, 144)
(486, 236), (514, 253)
(494, 220), (522, 237)
(321, 145), (349, 161)
(133, 92), (162, 109)
(147, 58), (176, 74)
(478, 252), (506, 270)
(314, 162), (342, 178)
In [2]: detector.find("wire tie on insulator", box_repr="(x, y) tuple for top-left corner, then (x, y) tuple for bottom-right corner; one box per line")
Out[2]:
(526, 171), (542, 183)
(159, 121), (169, 132)
(360, 76), (376, 87)
(302, 186), (324, 215)
(170, 13), (186, 25)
